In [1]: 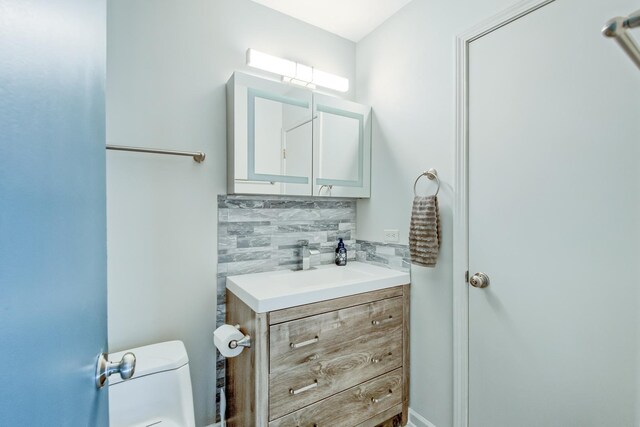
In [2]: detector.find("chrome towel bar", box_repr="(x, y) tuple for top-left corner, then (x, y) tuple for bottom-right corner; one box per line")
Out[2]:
(603, 10), (640, 70)
(106, 144), (206, 163)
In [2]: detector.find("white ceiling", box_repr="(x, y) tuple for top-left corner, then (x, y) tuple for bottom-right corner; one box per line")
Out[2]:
(249, 0), (414, 42)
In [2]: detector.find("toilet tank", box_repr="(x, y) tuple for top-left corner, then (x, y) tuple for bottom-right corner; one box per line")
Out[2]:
(108, 341), (196, 427)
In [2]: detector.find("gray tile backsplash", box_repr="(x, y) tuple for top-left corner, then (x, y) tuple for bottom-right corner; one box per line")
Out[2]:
(214, 194), (409, 422)
(355, 240), (411, 273)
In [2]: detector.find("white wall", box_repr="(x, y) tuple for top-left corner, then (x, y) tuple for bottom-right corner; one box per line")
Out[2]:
(355, 1), (516, 425)
(106, 1), (355, 425)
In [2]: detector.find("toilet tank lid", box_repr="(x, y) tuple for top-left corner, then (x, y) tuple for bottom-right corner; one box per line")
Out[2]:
(108, 340), (189, 385)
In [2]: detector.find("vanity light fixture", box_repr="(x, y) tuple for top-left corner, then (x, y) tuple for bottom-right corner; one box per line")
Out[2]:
(246, 48), (349, 93)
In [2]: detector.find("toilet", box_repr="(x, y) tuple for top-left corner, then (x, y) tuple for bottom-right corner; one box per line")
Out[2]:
(108, 340), (196, 427)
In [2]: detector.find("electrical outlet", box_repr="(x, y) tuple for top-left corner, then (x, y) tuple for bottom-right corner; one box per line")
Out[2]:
(384, 229), (399, 243)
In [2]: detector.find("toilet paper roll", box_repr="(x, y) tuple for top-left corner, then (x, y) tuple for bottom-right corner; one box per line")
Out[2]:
(214, 324), (245, 358)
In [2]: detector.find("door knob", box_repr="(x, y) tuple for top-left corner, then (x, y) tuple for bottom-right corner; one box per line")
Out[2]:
(469, 272), (490, 288)
(95, 352), (136, 389)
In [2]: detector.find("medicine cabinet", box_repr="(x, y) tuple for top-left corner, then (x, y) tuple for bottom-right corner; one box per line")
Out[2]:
(227, 72), (371, 198)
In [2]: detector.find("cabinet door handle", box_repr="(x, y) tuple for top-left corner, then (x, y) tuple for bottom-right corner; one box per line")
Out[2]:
(289, 380), (318, 395)
(290, 336), (319, 349)
(371, 389), (393, 404)
(371, 315), (393, 326)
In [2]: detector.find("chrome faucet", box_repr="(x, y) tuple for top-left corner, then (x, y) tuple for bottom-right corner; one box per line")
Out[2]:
(297, 240), (319, 270)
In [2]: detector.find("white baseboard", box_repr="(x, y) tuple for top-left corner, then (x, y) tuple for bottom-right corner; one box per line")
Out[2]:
(408, 408), (437, 427)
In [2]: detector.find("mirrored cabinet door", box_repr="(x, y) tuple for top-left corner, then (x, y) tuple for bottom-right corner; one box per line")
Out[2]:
(227, 72), (371, 198)
(312, 94), (371, 198)
(227, 72), (313, 196)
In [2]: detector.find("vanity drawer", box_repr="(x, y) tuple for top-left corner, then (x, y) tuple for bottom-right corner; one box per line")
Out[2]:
(269, 368), (403, 427)
(269, 297), (403, 420)
(269, 329), (402, 420)
(270, 296), (403, 361)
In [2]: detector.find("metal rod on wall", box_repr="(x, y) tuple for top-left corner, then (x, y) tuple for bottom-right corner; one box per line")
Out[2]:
(603, 10), (640, 70)
(106, 144), (206, 163)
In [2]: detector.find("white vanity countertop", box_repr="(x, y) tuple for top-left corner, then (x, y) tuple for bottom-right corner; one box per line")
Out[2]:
(226, 261), (410, 313)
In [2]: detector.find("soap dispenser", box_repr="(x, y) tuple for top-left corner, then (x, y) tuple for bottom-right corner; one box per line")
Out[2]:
(335, 238), (347, 266)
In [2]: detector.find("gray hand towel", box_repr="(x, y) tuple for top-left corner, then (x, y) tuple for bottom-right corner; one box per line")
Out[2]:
(409, 195), (440, 267)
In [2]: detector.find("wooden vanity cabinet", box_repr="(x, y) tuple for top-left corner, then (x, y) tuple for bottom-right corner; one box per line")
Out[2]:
(225, 285), (410, 427)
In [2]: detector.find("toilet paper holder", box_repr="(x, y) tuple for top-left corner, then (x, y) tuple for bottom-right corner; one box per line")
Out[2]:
(229, 324), (251, 350)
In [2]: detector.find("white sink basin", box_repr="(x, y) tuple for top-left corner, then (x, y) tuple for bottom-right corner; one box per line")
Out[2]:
(226, 262), (410, 313)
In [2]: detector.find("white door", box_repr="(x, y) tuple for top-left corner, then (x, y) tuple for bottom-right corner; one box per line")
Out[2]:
(468, 1), (640, 425)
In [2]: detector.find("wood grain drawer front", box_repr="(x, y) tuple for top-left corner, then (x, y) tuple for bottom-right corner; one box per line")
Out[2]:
(269, 329), (402, 420)
(269, 297), (403, 420)
(270, 296), (403, 360)
(269, 368), (403, 427)
(269, 286), (404, 325)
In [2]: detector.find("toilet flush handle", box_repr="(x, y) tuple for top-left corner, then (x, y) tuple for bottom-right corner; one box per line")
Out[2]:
(95, 352), (136, 389)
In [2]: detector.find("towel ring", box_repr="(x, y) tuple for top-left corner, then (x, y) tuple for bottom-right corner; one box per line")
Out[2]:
(413, 168), (440, 197)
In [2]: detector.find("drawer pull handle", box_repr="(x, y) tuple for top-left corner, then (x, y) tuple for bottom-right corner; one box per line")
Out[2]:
(371, 315), (393, 326)
(371, 351), (393, 363)
(371, 389), (393, 404)
(289, 380), (318, 395)
(290, 336), (319, 349)
(372, 351), (393, 363)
